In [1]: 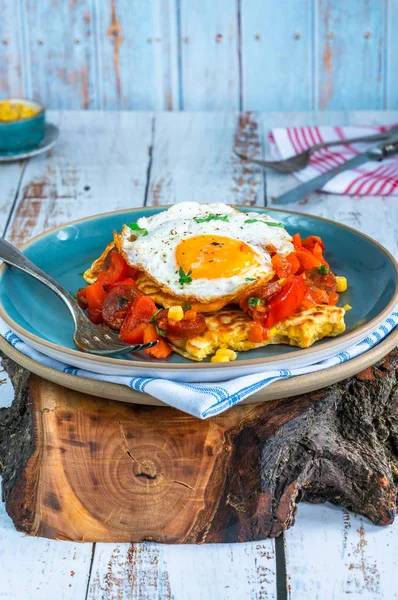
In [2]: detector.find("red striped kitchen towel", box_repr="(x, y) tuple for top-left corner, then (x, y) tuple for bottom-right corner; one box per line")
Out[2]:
(269, 125), (398, 195)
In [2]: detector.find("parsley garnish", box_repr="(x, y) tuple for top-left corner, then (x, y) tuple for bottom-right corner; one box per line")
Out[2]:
(129, 222), (148, 236)
(248, 297), (263, 307)
(245, 277), (256, 282)
(69, 292), (78, 299)
(244, 218), (284, 228)
(79, 271), (85, 276)
(150, 308), (163, 323)
(178, 266), (193, 286)
(318, 265), (329, 275)
(182, 304), (192, 309)
(194, 214), (229, 224)
(156, 325), (167, 337)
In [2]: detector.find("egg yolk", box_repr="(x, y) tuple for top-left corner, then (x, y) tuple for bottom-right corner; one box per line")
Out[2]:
(176, 235), (261, 279)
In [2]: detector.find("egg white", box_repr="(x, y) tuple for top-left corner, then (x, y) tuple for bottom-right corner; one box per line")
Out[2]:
(117, 202), (294, 302)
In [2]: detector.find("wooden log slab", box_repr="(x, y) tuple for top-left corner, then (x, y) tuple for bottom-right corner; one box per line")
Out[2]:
(0, 350), (397, 544)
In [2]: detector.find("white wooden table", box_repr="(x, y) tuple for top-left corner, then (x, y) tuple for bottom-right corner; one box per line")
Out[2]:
(1, 110), (398, 600)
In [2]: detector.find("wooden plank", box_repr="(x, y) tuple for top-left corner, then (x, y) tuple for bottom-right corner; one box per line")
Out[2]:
(179, 0), (240, 110)
(0, 163), (25, 236)
(0, 481), (93, 599)
(147, 112), (265, 206)
(87, 540), (277, 599)
(241, 0), (313, 111)
(284, 502), (398, 600)
(22, 0), (98, 109)
(386, 0), (398, 109)
(96, 0), (179, 110)
(5, 110), (153, 246)
(0, 360), (93, 599)
(0, 0), (24, 98)
(316, 0), (385, 110)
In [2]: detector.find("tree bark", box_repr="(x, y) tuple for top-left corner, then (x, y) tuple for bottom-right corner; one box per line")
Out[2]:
(0, 349), (397, 544)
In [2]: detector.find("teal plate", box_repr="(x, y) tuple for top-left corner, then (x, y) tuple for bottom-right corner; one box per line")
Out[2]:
(0, 207), (397, 380)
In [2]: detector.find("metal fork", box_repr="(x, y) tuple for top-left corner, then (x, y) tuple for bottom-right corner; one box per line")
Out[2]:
(236, 125), (398, 173)
(0, 237), (158, 356)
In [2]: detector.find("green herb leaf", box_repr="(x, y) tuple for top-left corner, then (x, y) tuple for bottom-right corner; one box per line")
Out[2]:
(69, 292), (78, 299)
(79, 271), (85, 276)
(178, 266), (193, 286)
(245, 277), (256, 282)
(317, 264), (330, 275)
(248, 297), (262, 307)
(156, 325), (167, 337)
(129, 222), (148, 236)
(150, 308), (163, 323)
(244, 218), (284, 228)
(182, 304), (192, 310)
(194, 214), (229, 224)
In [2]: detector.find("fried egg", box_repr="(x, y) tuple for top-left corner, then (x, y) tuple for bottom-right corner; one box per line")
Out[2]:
(115, 202), (294, 304)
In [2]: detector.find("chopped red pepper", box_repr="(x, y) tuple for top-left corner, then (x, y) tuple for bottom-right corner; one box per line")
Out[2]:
(292, 233), (302, 247)
(272, 252), (301, 279)
(85, 281), (107, 311)
(119, 295), (157, 343)
(302, 235), (325, 252)
(143, 323), (172, 359)
(248, 322), (264, 343)
(266, 276), (308, 327)
(97, 252), (128, 285)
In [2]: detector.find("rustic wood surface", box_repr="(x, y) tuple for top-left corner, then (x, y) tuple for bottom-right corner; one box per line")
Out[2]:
(0, 1), (396, 111)
(1, 350), (398, 546)
(0, 110), (397, 598)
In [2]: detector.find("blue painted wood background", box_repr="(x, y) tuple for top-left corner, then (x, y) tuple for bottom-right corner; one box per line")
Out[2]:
(0, 0), (396, 111)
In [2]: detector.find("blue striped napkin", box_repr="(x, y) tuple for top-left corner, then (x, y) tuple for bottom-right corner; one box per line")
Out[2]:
(0, 313), (397, 419)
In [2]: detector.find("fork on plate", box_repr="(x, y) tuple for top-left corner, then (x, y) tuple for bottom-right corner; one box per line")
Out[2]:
(0, 237), (157, 357)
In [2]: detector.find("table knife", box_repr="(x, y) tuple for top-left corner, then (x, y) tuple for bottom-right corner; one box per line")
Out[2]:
(273, 137), (398, 205)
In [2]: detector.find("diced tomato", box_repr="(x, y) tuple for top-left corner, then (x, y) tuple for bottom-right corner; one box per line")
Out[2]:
(119, 295), (157, 343)
(272, 252), (301, 278)
(120, 322), (146, 344)
(292, 233), (302, 247)
(271, 255), (290, 279)
(97, 252), (128, 285)
(286, 252), (301, 275)
(328, 291), (339, 306)
(266, 276), (308, 327)
(85, 281), (107, 311)
(143, 323), (172, 359)
(302, 235), (325, 252)
(295, 247), (323, 270)
(248, 322), (264, 343)
(304, 268), (337, 292)
(313, 288), (329, 304)
(107, 277), (136, 291)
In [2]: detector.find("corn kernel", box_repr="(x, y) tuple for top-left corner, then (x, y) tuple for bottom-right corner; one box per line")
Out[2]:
(343, 304), (352, 311)
(215, 348), (237, 361)
(168, 305), (184, 321)
(336, 276), (348, 293)
(211, 355), (230, 363)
